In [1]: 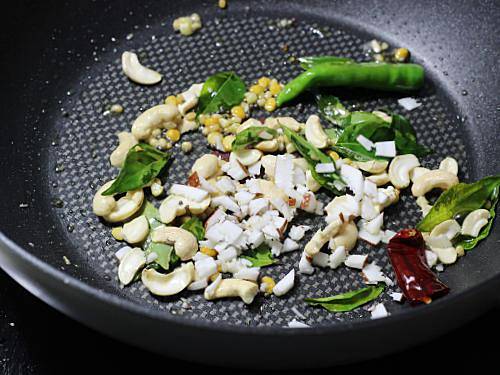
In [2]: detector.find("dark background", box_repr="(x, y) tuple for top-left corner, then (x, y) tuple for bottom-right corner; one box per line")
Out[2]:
(0, 268), (495, 373)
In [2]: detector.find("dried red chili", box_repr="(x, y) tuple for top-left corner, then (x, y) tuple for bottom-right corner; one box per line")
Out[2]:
(387, 229), (449, 305)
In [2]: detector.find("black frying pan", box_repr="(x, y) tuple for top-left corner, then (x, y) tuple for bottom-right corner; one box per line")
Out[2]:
(0, 0), (499, 369)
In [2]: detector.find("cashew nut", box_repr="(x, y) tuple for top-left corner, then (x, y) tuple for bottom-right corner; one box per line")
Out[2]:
(328, 220), (358, 252)
(265, 116), (302, 132)
(178, 83), (203, 115)
(325, 195), (360, 221)
(411, 170), (459, 197)
(416, 196), (433, 216)
(305, 115), (328, 149)
(461, 209), (490, 237)
(410, 167), (431, 183)
(430, 219), (461, 240)
(92, 180), (144, 223)
(191, 154), (220, 179)
(377, 186), (400, 210)
(255, 139), (279, 153)
(151, 226), (198, 261)
(232, 149), (263, 166)
(110, 132), (138, 168)
(204, 278), (259, 304)
(388, 154), (420, 189)
(305, 170), (321, 193)
(131, 104), (180, 140)
(141, 262), (194, 296)
(305, 218), (343, 257)
(159, 194), (210, 224)
(122, 215), (149, 244)
(236, 118), (263, 133)
(431, 246), (458, 265)
(178, 117), (199, 134)
(354, 160), (389, 174)
(261, 155), (277, 179)
(424, 233), (458, 264)
(366, 172), (390, 186)
(121, 51), (162, 85)
(439, 157), (459, 176)
(118, 247), (146, 285)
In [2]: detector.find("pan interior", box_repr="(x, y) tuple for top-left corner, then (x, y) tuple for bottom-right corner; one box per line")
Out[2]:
(42, 13), (471, 327)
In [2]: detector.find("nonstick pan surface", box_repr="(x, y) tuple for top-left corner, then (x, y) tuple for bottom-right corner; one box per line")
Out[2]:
(0, 0), (499, 368)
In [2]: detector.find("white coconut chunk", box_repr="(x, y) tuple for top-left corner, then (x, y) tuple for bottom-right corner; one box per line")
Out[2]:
(234, 267), (260, 281)
(436, 264), (444, 272)
(272, 216), (287, 230)
(287, 319), (310, 328)
(238, 204), (249, 218)
(235, 191), (255, 206)
(204, 274), (222, 299)
(341, 164), (364, 201)
(193, 251), (211, 261)
(270, 197), (294, 221)
(188, 279), (208, 291)
(205, 208), (225, 230)
(315, 163), (336, 173)
(266, 240), (283, 256)
(358, 227), (382, 245)
(246, 178), (262, 194)
(221, 259), (244, 274)
(219, 220), (243, 243)
(145, 252), (158, 264)
(325, 194), (360, 222)
(247, 161), (262, 176)
(356, 135), (374, 151)
(217, 246), (238, 262)
(364, 180), (378, 198)
(215, 177), (236, 193)
(225, 160), (248, 181)
(169, 183), (208, 202)
(282, 238), (300, 253)
(212, 196), (240, 213)
(344, 254), (368, 269)
(329, 246), (347, 269)
(381, 229), (397, 244)
(198, 175), (217, 193)
(294, 168), (306, 186)
(262, 224), (280, 240)
(362, 262), (386, 284)
(312, 252), (330, 268)
(273, 269), (295, 296)
(364, 213), (384, 235)
(299, 252), (315, 274)
(425, 250), (438, 268)
(195, 257), (218, 279)
(398, 97), (422, 111)
(213, 242), (228, 253)
(289, 225), (310, 241)
(301, 192), (319, 213)
(249, 198), (269, 216)
(361, 198), (380, 221)
(115, 246), (133, 261)
(247, 230), (265, 247)
(374, 141), (396, 158)
(275, 155), (294, 192)
(390, 292), (404, 302)
(425, 235), (452, 249)
(370, 303), (389, 319)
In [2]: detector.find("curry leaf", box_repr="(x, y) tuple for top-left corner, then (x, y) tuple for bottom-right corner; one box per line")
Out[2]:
(181, 217), (205, 241)
(454, 190), (498, 250)
(241, 244), (276, 267)
(317, 94), (351, 127)
(298, 56), (353, 70)
(417, 176), (500, 232)
(196, 71), (246, 116)
(145, 242), (176, 272)
(103, 143), (169, 196)
(231, 126), (278, 151)
(304, 286), (384, 313)
(139, 201), (162, 229)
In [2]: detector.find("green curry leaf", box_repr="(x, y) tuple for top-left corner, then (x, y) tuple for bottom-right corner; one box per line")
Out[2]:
(317, 94), (351, 128)
(231, 126), (278, 151)
(305, 286), (384, 313)
(145, 242), (177, 272)
(241, 244), (277, 267)
(196, 71), (246, 116)
(181, 217), (205, 241)
(103, 143), (169, 196)
(417, 176), (500, 232)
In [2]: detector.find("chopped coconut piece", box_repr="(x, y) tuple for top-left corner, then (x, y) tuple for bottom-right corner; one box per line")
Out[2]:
(246, 178), (262, 194)
(398, 97), (422, 111)
(436, 264), (444, 272)
(358, 227), (382, 245)
(275, 155), (294, 192)
(219, 220), (243, 243)
(381, 229), (397, 244)
(312, 252), (329, 268)
(233, 267), (260, 281)
(198, 175), (217, 193)
(299, 252), (314, 274)
(315, 163), (336, 173)
(212, 196), (240, 213)
(169, 184), (208, 202)
(289, 225), (310, 241)
(363, 180), (378, 198)
(247, 161), (261, 176)
(370, 303), (389, 319)
(287, 319), (310, 328)
(374, 141), (396, 158)
(425, 250), (438, 268)
(361, 198), (380, 220)
(235, 191), (255, 206)
(262, 224), (280, 240)
(217, 246), (238, 262)
(341, 164), (364, 201)
(205, 208), (225, 229)
(390, 292), (404, 302)
(188, 279), (208, 291)
(344, 254), (368, 269)
(224, 159), (248, 180)
(362, 262), (387, 284)
(364, 213), (384, 235)
(282, 238), (300, 253)
(215, 176), (236, 193)
(329, 246), (347, 269)
(204, 274), (222, 299)
(247, 230), (265, 247)
(356, 135), (374, 151)
(195, 257), (218, 279)
(115, 246), (132, 261)
(273, 269), (295, 296)
(249, 198), (269, 216)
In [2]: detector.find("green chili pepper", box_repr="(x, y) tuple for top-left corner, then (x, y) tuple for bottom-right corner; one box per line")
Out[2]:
(277, 62), (424, 106)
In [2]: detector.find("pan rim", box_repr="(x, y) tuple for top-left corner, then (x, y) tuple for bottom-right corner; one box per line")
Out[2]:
(1, 228), (499, 335)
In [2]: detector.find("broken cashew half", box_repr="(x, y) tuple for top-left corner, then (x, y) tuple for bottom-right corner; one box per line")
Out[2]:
(122, 51), (162, 85)
(152, 226), (198, 261)
(92, 180), (144, 223)
(439, 157), (459, 176)
(305, 115), (328, 149)
(110, 132), (138, 168)
(411, 170), (459, 197)
(328, 220), (358, 252)
(122, 215), (149, 244)
(388, 154), (420, 189)
(354, 159), (389, 174)
(305, 218), (343, 257)
(461, 209), (490, 237)
(159, 194), (210, 224)
(141, 262), (194, 296)
(204, 278), (259, 304)
(118, 247), (146, 285)
(131, 103), (180, 140)
(232, 149), (262, 166)
(255, 139), (279, 153)
(191, 154), (221, 179)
